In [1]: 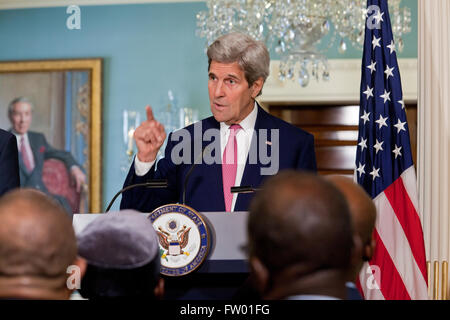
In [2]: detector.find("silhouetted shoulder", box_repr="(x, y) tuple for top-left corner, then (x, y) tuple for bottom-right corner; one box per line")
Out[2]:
(0, 129), (14, 144)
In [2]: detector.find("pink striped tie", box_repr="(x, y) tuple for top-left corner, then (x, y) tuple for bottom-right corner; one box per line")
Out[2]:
(20, 136), (34, 172)
(222, 124), (242, 212)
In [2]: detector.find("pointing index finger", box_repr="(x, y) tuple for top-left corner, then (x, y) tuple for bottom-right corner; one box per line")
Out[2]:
(146, 105), (155, 121)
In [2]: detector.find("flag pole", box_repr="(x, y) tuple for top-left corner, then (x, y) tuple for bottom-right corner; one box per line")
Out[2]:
(433, 261), (439, 299)
(442, 261), (448, 300)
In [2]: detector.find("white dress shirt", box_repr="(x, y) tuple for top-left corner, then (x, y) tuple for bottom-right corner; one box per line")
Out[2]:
(219, 103), (257, 211)
(134, 102), (259, 212)
(13, 131), (35, 169)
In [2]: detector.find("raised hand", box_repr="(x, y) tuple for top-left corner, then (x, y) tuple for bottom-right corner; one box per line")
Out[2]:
(133, 105), (166, 163)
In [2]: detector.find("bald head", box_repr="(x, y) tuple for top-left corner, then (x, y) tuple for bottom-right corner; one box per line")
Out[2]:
(0, 189), (78, 298)
(248, 171), (354, 274)
(326, 176), (376, 246)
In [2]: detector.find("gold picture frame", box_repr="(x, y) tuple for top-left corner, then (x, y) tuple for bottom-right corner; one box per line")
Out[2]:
(0, 58), (102, 213)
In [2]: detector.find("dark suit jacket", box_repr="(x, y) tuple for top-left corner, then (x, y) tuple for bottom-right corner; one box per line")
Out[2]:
(346, 282), (363, 300)
(120, 105), (317, 212)
(0, 129), (20, 197)
(15, 131), (78, 193)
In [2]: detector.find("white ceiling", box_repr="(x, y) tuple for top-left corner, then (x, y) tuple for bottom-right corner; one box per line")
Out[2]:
(0, 0), (202, 10)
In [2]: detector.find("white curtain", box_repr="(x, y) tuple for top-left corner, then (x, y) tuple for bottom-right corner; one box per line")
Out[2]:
(418, 0), (450, 300)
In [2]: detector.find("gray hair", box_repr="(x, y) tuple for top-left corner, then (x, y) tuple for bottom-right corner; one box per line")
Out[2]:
(207, 32), (270, 96)
(7, 97), (33, 118)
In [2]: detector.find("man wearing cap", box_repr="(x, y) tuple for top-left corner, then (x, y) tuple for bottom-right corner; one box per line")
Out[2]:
(77, 210), (164, 299)
(120, 32), (316, 213)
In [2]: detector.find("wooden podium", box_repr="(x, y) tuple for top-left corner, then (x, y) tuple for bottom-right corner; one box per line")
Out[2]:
(73, 211), (250, 299)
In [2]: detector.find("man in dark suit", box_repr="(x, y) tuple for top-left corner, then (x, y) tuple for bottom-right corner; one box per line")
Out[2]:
(0, 129), (20, 197)
(120, 32), (317, 213)
(8, 97), (86, 213)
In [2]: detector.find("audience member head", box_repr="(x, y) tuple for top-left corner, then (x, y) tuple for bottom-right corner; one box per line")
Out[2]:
(0, 189), (85, 299)
(77, 210), (164, 299)
(248, 171), (354, 300)
(326, 175), (377, 281)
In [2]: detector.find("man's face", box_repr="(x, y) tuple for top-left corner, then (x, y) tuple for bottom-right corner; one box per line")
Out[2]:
(208, 61), (262, 125)
(9, 102), (32, 135)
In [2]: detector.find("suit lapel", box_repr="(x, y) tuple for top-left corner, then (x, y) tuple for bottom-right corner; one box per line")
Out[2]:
(28, 132), (40, 169)
(10, 130), (33, 177)
(196, 117), (226, 211)
(235, 104), (272, 210)
(17, 151), (29, 177)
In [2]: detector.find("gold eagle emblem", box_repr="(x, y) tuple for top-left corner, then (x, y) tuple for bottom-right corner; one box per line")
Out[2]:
(157, 225), (191, 258)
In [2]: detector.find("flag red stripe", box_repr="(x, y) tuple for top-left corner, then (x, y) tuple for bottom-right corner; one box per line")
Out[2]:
(371, 229), (411, 300)
(384, 177), (428, 283)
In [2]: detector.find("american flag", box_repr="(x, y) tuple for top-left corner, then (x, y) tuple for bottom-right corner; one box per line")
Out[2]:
(355, 0), (428, 300)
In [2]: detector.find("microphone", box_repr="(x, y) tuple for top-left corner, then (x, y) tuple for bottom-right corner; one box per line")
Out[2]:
(105, 179), (168, 212)
(230, 186), (261, 194)
(182, 143), (211, 205)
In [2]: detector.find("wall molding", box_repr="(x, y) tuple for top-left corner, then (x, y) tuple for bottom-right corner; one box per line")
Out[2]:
(0, 0), (202, 10)
(260, 58), (418, 105)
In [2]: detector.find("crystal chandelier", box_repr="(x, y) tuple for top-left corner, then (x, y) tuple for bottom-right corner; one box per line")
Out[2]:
(196, 0), (411, 87)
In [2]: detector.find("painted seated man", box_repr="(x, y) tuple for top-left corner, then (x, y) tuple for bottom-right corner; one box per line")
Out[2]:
(8, 97), (86, 214)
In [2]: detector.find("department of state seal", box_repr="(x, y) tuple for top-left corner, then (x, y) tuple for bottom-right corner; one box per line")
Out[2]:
(148, 204), (210, 276)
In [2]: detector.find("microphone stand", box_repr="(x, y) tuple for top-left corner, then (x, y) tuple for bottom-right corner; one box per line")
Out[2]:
(105, 179), (168, 212)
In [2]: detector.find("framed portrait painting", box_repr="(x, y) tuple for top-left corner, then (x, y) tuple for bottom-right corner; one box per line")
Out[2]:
(0, 59), (102, 213)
